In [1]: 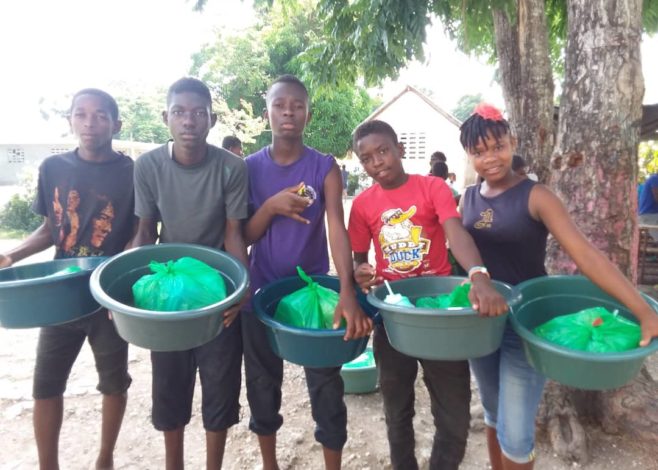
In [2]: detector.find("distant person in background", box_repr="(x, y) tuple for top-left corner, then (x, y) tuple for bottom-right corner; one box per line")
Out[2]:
(639, 172), (658, 240)
(432, 161), (460, 205)
(447, 172), (457, 187)
(512, 154), (539, 182)
(512, 155), (528, 177)
(341, 164), (349, 197)
(222, 135), (243, 157)
(429, 151), (447, 174)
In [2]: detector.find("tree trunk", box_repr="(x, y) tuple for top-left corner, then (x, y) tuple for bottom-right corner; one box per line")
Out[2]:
(492, 0), (555, 183)
(542, 0), (651, 462)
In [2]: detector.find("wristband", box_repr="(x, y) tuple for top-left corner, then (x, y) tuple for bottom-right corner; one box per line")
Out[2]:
(468, 266), (490, 282)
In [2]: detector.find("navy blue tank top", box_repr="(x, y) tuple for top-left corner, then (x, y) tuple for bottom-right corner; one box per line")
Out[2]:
(462, 178), (548, 285)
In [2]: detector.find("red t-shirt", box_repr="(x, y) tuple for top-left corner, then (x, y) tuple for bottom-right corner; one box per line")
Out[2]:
(348, 174), (460, 281)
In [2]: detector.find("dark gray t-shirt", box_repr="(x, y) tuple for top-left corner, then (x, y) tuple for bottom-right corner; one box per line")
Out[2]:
(134, 142), (248, 247)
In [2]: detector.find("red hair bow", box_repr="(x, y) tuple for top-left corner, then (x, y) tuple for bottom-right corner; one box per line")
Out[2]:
(473, 103), (504, 121)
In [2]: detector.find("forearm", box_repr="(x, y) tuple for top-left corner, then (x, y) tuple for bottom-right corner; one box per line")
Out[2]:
(129, 219), (158, 248)
(5, 221), (53, 263)
(328, 227), (357, 295)
(448, 231), (484, 272)
(223, 229), (248, 267)
(244, 204), (274, 246)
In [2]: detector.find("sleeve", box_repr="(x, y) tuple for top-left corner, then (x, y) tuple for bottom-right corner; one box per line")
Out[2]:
(133, 155), (158, 219)
(348, 196), (372, 253)
(32, 160), (49, 217)
(429, 177), (460, 222)
(224, 158), (249, 220)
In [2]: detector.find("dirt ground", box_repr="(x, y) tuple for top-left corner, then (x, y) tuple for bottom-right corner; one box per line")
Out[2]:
(2, 205), (658, 469)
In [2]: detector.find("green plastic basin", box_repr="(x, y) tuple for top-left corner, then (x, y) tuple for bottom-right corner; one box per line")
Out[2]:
(0, 257), (107, 328)
(252, 275), (373, 368)
(340, 347), (378, 394)
(89, 243), (248, 351)
(510, 275), (658, 390)
(367, 276), (519, 360)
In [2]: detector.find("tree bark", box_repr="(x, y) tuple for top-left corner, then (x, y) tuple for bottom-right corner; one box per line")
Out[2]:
(542, 0), (651, 462)
(492, 0), (555, 183)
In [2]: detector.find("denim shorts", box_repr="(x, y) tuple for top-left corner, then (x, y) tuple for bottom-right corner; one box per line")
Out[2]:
(242, 308), (347, 450)
(469, 321), (546, 464)
(150, 318), (242, 432)
(33, 308), (131, 399)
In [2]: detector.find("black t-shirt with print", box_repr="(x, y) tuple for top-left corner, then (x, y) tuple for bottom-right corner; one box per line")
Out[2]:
(33, 150), (134, 259)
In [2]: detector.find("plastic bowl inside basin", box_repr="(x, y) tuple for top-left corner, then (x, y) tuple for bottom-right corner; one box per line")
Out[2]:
(340, 347), (378, 394)
(367, 276), (519, 360)
(89, 243), (248, 352)
(0, 257), (107, 328)
(252, 275), (372, 368)
(510, 275), (658, 390)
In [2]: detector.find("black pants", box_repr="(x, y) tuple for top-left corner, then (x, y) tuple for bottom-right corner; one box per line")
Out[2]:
(373, 324), (471, 470)
(242, 309), (347, 450)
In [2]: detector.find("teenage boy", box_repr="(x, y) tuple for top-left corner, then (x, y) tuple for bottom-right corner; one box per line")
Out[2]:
(131, 77), (248, 470)
(0, 89), (134, 470)
(243, 74), (372, 470)
(348, 120), (508, 470)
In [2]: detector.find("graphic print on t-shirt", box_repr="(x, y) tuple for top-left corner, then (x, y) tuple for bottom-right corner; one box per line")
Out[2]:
(474, 208), (494, 229)
(54, 185), (117, 257)
(377, 206), (431, 274)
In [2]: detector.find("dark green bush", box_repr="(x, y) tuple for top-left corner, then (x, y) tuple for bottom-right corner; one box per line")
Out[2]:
(0, 192), (42, 234)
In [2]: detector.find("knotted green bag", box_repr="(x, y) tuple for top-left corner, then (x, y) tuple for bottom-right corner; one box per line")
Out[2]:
(415, 282), (472, 309)
(274, 266), (344, 329)
(533, 306), (641, 352)
(132, 257), (227, 312)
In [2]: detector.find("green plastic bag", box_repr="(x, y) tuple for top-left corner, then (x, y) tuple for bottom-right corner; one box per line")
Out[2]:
(342, 349), (375, 369)
(132, 257), (227, 312)
(416, 283), (472, 309)
(46, 265), (83, 277)
(533, 306), (641, 353)
(274, 266), (344, 329)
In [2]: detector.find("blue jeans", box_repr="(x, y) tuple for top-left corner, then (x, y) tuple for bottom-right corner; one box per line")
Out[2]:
(469, 322), (546, 464)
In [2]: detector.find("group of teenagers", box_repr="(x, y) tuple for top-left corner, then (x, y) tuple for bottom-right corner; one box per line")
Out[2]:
(1, 73), (657, 470)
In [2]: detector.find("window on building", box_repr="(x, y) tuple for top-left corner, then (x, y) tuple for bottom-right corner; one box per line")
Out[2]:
(50, 148), (71, 155)
(398, 132), (427, 160)
(7, 148), (25, 164)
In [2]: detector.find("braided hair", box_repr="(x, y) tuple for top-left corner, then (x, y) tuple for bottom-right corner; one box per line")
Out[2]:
(459, 104), (510, 151)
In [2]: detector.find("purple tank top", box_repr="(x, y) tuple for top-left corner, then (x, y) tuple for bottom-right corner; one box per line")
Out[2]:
(246, 146), (335, 293)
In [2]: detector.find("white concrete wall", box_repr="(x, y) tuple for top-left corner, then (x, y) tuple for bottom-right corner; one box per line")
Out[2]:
(373, 92), (471, 190)
(0, 141), (158, 185)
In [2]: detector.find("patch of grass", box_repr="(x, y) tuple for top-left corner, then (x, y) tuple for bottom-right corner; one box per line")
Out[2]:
(0, 228), (29, 239)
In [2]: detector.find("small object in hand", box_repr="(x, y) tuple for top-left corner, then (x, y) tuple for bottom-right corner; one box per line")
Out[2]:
(296, 182), (316, 204)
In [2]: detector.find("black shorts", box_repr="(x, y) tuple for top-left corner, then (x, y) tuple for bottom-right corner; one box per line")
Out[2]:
(33, 309), (131, 399)
(150, 317), (242, 432)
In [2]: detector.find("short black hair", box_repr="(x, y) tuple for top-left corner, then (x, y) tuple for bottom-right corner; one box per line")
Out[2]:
(512, 154), (527, 171)
(222, 136), (241, 150)
(266, 74), (309, 100)
(430, 151), (446, 163)
(352, 120), (398, 150)
(460, 112), (511, 150)
(167, 77), (212, 107)
(431, 161), (449, 179)
(70, 88), (119, 121)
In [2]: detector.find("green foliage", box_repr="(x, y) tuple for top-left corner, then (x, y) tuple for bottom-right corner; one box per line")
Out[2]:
(0, 189), (41, 236)
(190, 0), (377, 155)
(451, 93), (483, 122)
(639, 141), (658, 182)
(115, 90), (170, 143)
(346, 167), (372, 196)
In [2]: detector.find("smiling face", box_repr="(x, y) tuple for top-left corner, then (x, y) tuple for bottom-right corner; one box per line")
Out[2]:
(466, 131), (517, 184)
(164, 91), (216, 151)
(265, 82), (310, 139)
(68, 94), (120, 153)
(355, 132), (407, 189)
